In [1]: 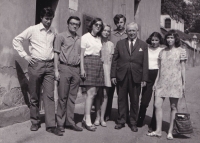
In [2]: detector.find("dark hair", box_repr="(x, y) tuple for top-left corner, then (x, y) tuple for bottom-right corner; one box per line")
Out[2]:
(88, 18), (104, 37)
(113, 14), (126, 25)
(67, 16), (81, 27)
(40, 7), (54, 18)
(164, 30), (181, 48)
(146, 32), (164, 45)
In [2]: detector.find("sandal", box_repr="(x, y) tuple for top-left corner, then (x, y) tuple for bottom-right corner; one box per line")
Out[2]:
(167, 133), (173, 140)
(100, 121), (107, 127)
(146, 132), (162, 138)
(94, 120), (100, 126)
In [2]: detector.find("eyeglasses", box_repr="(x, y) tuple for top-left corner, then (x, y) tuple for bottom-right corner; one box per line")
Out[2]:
(69, 22), (80, 27)
(94, 23), (102, 27)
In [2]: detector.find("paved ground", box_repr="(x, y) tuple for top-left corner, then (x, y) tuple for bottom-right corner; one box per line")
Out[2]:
(0, 66), (200, 143)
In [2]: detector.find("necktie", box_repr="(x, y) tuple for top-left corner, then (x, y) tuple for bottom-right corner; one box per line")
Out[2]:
(130, 40), (133, 54)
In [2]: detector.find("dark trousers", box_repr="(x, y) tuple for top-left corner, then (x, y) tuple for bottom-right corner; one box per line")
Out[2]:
(105, 83), (115, 119)
(138, 69), (158, 128)
(117, 68), (141, 126)
(56, 64), (80, 127)
(28, 60), (55, 128)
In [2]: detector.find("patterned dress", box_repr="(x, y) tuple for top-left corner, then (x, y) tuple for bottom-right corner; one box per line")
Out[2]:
(155, 47), (187, 98)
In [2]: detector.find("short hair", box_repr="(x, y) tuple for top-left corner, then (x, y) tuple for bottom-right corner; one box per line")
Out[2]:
(88, 18), (104, 37)
(113, 14), (126, 25)
(126, 22), (139, 31)
(67, 16), (81, 27)
(146, 32), (164, 45)
(40, 7), (54, 18)
(103, 23), (112, 31)
(164, 30), (181, 48)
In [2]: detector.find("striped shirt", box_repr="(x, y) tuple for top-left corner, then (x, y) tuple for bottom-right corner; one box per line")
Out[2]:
(13, 23), (56, 60)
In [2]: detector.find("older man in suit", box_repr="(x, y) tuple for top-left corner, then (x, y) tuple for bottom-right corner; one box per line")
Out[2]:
(111, 22), (148, 132)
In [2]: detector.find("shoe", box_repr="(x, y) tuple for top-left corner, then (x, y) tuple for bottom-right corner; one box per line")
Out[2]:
(58, 126), (65, 132)
(100, 121), (107, 127)
(148, 127), (153, 133)
(46, 127), (63, 136)
(94, 120), (100, 126)
(167, 133), (173, 140)
(131, 125), (138, 132)
(146, 131), (162, 138)
(115, 124), (125, 130)
(66, 125), (83, 132)
(82, 120), (96, 132)
(137, 120), (143, 127)
(30, 124), (41, 131)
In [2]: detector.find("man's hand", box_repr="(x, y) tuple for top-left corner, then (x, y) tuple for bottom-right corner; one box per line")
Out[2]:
(141, 81), (146, 87)
(24, 55), (36, 65)
(81, 69), (86, 79)
(111, 78), (117, 85)
(55, 69), (60, 81)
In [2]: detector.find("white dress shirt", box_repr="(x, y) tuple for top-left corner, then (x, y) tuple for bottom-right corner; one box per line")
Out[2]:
(13, 23), (56, 60)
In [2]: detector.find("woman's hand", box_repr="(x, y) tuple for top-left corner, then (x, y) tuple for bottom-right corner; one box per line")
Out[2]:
(81, 69), (86, 79)
(152, 84), (156, 91)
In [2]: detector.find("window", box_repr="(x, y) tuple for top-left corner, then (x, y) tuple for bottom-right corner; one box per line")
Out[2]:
(165, 18), (171, 29)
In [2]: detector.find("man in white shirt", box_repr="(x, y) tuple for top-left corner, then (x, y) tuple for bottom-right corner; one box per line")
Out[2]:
(13, 7), (63, 136)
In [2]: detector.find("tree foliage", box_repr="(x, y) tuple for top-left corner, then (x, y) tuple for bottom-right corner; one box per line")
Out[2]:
(161, 0), (200, 33)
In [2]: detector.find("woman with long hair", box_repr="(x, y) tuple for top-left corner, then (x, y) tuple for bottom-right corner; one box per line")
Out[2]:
(80, 18), (104, 132)
(147, 30), (187, 140)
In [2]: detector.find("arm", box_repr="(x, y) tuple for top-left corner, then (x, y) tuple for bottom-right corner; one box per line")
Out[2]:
(141, 45), (149, 86)
(13, 26), (36, 64)
(54, 53), (60, 81)
(181, 61), (186, 93)
(111, 42), (119, 85)
(80, 48), (86, 78)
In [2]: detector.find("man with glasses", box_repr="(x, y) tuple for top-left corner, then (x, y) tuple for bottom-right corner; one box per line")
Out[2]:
(13, 7), (62, 136)
(54, 16), (83, 132)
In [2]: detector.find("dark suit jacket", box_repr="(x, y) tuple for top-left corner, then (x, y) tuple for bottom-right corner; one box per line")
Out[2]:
(111, 38), (148, 83)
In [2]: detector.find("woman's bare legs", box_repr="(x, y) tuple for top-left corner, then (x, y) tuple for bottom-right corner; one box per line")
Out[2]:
(84, 86), (98, 126)
(100, 87), (108, 126)
(154, 96), (165, 135)
(167, 98), (179, 139)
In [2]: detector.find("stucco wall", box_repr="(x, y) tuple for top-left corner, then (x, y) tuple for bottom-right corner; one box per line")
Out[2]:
(0, 0), (36, 127)
(135, 0), (161, 41)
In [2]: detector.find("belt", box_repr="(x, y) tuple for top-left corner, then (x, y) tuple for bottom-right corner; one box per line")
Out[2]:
(60, 61), (80, 67)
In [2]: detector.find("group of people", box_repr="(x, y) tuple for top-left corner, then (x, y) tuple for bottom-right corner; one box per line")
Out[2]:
(13, 7), (187, 140)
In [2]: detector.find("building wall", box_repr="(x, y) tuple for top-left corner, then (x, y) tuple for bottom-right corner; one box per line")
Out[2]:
(161, 15), (184, 32)
(0, 0), (36, 127)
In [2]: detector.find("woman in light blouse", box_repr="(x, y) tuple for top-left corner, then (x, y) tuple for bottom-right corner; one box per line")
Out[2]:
(80, 18), (104, 132)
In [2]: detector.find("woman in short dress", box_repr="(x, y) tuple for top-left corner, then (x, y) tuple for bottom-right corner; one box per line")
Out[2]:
(94, 24), (114, 127)
(137, 32), (164, 131)
(80, 18), (104, 132)
(147, 30), (187, 140)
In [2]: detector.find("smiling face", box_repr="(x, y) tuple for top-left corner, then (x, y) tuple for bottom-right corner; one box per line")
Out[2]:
(151, 36), (160, 48)
(126, 24), (138, 40)
(92, 21), (103, 35)
(166, 35), (175, 46)
(101, 26), (111, 38)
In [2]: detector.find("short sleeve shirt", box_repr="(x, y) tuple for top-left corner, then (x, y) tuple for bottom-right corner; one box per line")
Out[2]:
(54, 30), (81, 65)
(81, 32), (102, 56)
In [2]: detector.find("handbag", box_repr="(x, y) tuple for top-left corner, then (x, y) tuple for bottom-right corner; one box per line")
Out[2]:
(173, 93), (193, 134)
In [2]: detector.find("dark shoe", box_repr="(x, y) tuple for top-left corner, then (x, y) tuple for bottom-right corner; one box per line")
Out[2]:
(30, 124), (40, 131)
(137, 120), (143, 127)
(115, 124), (125, 130)
(46, 127), (63, 136)
(131, 125), (138, 132)
(82, 120), (96, 132)
(58, 126), (65, 132)
(66, 125), (83, 132)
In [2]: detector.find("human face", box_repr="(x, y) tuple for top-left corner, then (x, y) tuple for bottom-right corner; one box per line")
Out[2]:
(151, 36), (160, 48)
(92, 21), (102, 35)
(166, 35), (175, 46)
(116, 18), (125, 30)
(41, 16), (54, 29)
(126, 24), (138, 40)
(101, 26), (111, 38)
(68, 19), (80, 33)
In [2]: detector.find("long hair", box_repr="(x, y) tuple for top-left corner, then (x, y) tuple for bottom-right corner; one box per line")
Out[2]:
(146, 32), (164, 45)
(88, 18), (104, 37)
(164, 30), (181, 48)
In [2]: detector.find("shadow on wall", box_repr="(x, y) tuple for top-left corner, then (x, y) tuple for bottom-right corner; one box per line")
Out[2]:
(15, 61), (30, 108)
